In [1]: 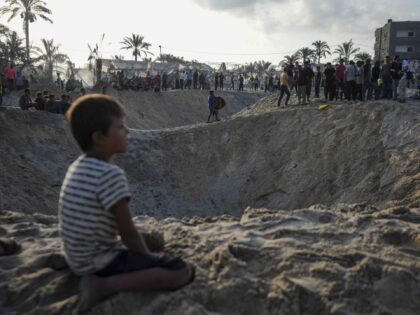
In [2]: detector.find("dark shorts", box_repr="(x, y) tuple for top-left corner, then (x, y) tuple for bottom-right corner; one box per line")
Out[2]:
(95, 250), (188, 277)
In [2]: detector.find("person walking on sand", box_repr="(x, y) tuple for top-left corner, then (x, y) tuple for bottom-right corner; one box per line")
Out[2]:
(345, 61), (357, 101)
(314, 66), (322, 98)
(207, 90), (219, 123)
(60, 95), (195, 313)
(324, 62), (336, 101)
(335, 59), (346, 100)
(239, 74), (244, 91)
(277, 66), (291, 107)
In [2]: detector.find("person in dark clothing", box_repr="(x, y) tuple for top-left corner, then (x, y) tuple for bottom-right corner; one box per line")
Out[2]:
(175, 70), (180, 89)
(371, 61), (381, 100)
(57, 94), (71, 114)
(381, 56), (392, 99)
(207, 90), (219, 123)
(214, 73), (219, 91)
(363, 59), (373, 100)
(323, 63), (336, 101)
(162, 72), (168, 91)
(193, 70), (198, 89)
(390, 55), (402, 100)
(238, 75), (244, 91)
(297, 64), (311, 105)
(35, 92), (45, 110)
(45, 94), (57, 113)
(314, 66), (322, 98)
(219, 73), (224, 90)
(19, 89), (36, 110)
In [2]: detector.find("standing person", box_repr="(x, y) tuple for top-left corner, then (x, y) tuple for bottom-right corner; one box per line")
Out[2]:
(293, 62), (299, 94)
(397, 65), (409, 103)
(335, 59), (346, 100)
(314, 66), (322, 98)
(345, 61), (357, 101)
(238, 74), (244, 91)
(323, 63), (336, 101)
(207, 90), (219, 123)
(305, 63), (314, 102)
(180, 71), (185, 90)
(297, 64), (309, 105)
(230, 73), (235, 90)
(356, 61), (365, 101)
(193, 70), (198, 89)
(371, 61), (381, 100)
(363, 59), (373, 100)
(381, 56), (392, 99)
(214, 73), (219, 91)
(277, 66), (291, 107)
(162, 72), (168, 91)
(219, 72), (224, 90)
(175, 70), (180, 89)
(390, 55), (402, 100)
(4, 64), (16, 93)
(60, 95), (194, 313)
(186, 71), (192, 89)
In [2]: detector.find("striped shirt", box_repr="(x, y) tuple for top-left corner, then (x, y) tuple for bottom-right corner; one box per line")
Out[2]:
(58, 155), (131, 275)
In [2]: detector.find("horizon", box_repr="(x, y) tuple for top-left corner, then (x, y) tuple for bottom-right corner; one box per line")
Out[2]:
(2, 0), (420, 68)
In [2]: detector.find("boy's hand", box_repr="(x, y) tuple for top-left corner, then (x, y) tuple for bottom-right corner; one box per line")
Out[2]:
(111, 198), (150, 254)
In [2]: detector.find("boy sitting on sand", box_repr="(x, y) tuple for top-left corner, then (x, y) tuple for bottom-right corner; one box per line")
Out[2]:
(59, 94), (194, 312)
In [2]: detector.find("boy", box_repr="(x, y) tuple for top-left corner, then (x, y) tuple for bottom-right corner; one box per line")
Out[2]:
(207, 90), (219, 123)
(59, 94), (193, 312)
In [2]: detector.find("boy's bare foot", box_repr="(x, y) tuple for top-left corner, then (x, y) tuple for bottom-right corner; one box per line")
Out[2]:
(78, 275), (106, 313)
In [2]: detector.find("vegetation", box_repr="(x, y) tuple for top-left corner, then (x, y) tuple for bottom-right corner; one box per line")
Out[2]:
(33, 38), (68, 81)
(120, 34), (153, 62)
(333, 39), (360, 63)
(0, 0), (53, 63)
(312, 40), (331, 64)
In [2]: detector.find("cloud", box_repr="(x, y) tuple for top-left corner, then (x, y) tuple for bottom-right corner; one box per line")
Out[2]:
(193, 0), (420, 40)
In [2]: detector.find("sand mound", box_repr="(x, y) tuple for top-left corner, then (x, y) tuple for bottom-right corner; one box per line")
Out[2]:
(1, 99), (419, 217)
(1, 204), (420, 314)
(109, 89), (266, 130)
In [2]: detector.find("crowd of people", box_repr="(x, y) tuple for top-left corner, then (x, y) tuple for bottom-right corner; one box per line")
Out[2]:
(277, 55), (417, 107)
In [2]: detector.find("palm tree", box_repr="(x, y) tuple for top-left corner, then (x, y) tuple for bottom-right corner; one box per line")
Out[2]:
(281, 53), (299, 66)
(296, 47), (315, 63)
(312, 40), (331, 64)
(354, 52), (372, 62)
(244, 61), (257, 77)
(0, 31), (26, 63)
(255, 60), (272, 76)
(0, 0), (53, 63)
(33, 38), (68, 82)
(156, 53), (185, 63)
(120, 34), (153, 62)
(333, 39), (360, 63)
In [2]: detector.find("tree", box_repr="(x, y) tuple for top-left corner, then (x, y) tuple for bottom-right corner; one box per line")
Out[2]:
(156, 53), (185, 63)
(255, 60), (272, 76)
(219, 62), (227, 73)
(120, 34), (153, 62)
(0, 0), (53, 63)
(243, 62), (257, 77)
(0, 31), (26, 64)
(87, 34), (106, 84)
(296, 47), (315, 63)
(312, 40), (331, 64)
(33, 38), (68, 82)
(354, 52), (372, 62)
(281, 53), (299, 66)
(333, 39), (360, 63)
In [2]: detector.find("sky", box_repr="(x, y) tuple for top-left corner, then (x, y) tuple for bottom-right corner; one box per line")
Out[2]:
(2, 0), (420, 68)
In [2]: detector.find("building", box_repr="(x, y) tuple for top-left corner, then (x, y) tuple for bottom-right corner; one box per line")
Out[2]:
(374, 19), (420, 61)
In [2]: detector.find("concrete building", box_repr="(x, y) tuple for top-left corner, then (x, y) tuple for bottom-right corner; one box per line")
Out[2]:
(374, 19), (420, 62)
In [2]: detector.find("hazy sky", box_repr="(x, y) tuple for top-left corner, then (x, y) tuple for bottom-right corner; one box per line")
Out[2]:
(2, 0), (420, 67)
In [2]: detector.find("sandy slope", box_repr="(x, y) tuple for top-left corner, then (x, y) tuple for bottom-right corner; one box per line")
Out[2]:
(1, 204), (419, 315)
(1, 99), (418, 216)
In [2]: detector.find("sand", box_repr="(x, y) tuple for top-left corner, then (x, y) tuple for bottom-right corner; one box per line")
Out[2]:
(0, 89), (419, 314)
